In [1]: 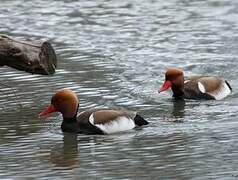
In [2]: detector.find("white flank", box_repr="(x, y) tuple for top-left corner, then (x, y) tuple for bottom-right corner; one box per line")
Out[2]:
(208, 81), (232, 100)
(198, 82), (206, 93)
(90, 114), (135, 134)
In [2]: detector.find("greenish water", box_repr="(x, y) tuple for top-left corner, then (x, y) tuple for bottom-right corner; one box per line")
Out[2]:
(0, 0), (238, 179)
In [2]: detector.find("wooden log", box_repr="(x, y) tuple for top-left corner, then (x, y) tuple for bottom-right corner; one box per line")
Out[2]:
(0, 34), (57, 75)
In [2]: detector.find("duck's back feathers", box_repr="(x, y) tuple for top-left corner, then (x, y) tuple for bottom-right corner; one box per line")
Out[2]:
(76, 109), (105, 134)
(77, 109), (148, 134)
(184, 76), (232, 100)
(90, 110), (136, 124)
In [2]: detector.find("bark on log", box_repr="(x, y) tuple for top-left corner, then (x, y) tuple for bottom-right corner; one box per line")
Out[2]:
(0, 35), (57, 75)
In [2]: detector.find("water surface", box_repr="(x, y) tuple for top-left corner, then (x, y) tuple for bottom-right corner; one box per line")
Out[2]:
(0, 0), (238, 179)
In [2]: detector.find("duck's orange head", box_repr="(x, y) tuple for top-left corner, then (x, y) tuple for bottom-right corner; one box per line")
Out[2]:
(159, 68), (184, 93)
(39, 89), (79, 119)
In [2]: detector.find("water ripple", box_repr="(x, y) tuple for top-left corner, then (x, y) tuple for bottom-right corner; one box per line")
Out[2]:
(0, 0), (238, 179)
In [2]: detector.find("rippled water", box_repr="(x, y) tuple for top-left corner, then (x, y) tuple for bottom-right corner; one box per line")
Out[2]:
(0, 0), (238, 179)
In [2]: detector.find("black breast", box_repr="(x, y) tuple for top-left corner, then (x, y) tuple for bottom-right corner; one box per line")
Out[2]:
(61, 117), (104, 134)
(61, 119), (79, 133)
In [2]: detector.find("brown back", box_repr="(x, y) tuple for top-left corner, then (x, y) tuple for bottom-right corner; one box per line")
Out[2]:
(93, 110), (135, 124)
(187, 76), (223, 93)
(77, 109), (135, 125)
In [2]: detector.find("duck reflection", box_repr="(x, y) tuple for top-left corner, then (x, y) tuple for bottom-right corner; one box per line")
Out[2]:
(171, 100), (185, 119)
(50, 133), (79, 169)
(49, 133), (102, 169)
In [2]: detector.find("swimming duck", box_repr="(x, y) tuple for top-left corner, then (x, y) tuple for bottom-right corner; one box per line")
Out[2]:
(159, 68), (232, 100)
(39, 89), (148, 134)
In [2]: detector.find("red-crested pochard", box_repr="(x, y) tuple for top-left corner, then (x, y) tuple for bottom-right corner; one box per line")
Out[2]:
(39, 89), (148, 134)
(159, 68), (232, 100)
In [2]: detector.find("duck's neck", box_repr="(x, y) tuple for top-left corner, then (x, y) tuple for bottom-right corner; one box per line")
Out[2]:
(171, 83), (184, 100)
(61, 107), (79, 133)
(61, 117), (78, 133)
(63, 116), (77, 123)
(62, 104), (79, 123)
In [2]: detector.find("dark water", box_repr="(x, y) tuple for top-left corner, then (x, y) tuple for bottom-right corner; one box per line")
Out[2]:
(0, 0), (238, 179)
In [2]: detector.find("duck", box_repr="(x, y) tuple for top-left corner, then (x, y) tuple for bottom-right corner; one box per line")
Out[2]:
(38, 89), (148, 134)
(159, 68), (232, 100)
